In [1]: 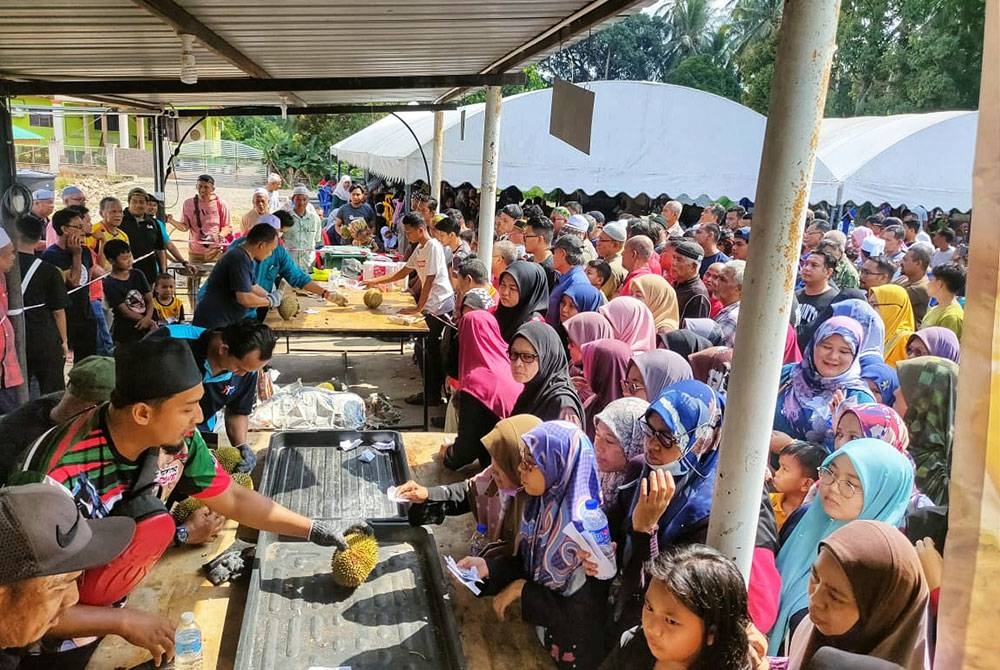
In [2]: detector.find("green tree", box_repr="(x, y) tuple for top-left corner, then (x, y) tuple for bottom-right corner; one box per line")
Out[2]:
(725, 0), (783, 59)
(462, 66), (550, 104)
(539, 14), (674, 81)
(659, 0), (720, 62)
(667, 55), (741, 101)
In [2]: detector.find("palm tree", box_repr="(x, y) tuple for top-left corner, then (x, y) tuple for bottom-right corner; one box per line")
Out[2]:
(657, 0), (719, 63)
(725, 0), (784, 58)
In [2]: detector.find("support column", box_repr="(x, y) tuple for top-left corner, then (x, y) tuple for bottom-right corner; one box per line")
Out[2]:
(99, 114), (109, 147)
(477, 86), (502, 281)
(0, 103), (29, 405)
(82, 113), (91, 151)
(52, 101), (65, 153)
(705, 0), (841, 579)
(136, 116), (146, 151)
(431, 111), (445, 204)
(936, 0), (1000, 666)
(152, 115), (166, 193)
(118, 113), (130, 149)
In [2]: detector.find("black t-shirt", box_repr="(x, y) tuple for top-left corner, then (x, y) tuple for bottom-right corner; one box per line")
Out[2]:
(103, 270), (152, 344)
(0, 392), (61, 486)
(796, 286), (841, 349)
(40, 244), (94, 320)
(192, 247), (255, 329)
(18, 252), (67, 358)
(120, 210), (166, 284)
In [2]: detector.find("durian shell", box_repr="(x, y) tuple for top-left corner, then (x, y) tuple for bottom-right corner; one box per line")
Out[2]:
(330, 530), (379, 587)
(213, 446), (242, 474)
(231, 472), (254, 491)
(363, 289), (384, 309)
(171, 497), (204, 524)
(277, 293), (299, 320)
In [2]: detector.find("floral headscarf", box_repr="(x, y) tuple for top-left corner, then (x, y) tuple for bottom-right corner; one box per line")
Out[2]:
(593, 397), (649, 507)
(897, 356), (958, 505)
(519, 421), (602, 594)
(835, 403), (909, 454)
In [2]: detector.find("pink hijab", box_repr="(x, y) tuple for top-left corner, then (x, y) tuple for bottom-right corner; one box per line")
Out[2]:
(581, 339), (632, 439)
(564, 312), (614, 348)
(458, 310), (510, 380)
(598, 296), (657, 353)
(851, 226), (873, 251)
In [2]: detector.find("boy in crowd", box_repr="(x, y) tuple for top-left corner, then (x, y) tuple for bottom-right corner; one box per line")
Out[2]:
(102, 240), (157, 346)
(922, 263), (966, 340)
(42, 208), (99, 360)
(585, 259), (612, 293)
(152, 273), (185, 324)
(769, 441), (826, 530)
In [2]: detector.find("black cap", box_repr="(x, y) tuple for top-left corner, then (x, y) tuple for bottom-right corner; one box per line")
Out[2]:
(0, 484), (134, 585)
(735, 227), (751, 242)
(114, 336), (203, 405)
(551, 234), (585, 254)
(674, 240), (705, 262)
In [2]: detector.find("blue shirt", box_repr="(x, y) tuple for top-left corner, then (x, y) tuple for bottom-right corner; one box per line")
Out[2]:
(546, 265), (590, 328)
(197, 240), (312, 318)
(192, 246), (255, 329)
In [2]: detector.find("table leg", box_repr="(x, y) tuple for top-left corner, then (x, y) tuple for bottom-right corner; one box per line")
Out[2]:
(422, 335), (428, 430)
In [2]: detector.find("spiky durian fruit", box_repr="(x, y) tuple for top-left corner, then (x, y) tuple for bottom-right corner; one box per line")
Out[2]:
(330, 528), (380, 588)
(277, 293), (299, 320)
(213, 445), (242, 474)
(171, 497), (204, 524)
(231, 472), (254, 491)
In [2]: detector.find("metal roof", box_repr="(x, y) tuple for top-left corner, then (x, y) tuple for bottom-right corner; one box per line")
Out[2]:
(0, 0), (654, 112)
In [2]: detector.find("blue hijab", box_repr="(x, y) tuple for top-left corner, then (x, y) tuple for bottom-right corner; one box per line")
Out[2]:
(831, 299), (885, 360)
(769, 438), (914, 654)
(519, 421), (602, 594)
(629, 380), (725, 545)
(859, 358), (899, 405)
(562, 281), (605, 314)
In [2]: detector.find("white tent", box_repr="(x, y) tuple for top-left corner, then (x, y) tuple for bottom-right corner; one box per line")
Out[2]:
(814, 111), (978, 210)
(333, 81), (840, 202)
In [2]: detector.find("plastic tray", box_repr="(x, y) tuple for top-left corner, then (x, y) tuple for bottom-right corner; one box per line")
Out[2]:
(260, 430), (411, 521)
(234, 523), (466, 670)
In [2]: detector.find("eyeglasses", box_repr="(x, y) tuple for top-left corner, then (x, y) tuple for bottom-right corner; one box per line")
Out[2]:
(817, 466), (860, 498)
(518, 449), (538, 473)
(639, 416), (678, 450)
(509, 350), (539, 364)
(523, 234), (541, 240)
(621, 379), (645, 394)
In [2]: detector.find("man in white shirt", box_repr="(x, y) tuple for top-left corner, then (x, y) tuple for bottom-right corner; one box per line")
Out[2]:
(265, 173), (284, 212)
(660, 200), (685, 237)
(362, 212), (454, 406)
(930, 228), (957, 269)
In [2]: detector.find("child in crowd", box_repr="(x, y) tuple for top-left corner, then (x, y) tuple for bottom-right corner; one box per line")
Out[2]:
(770, 441), (826, 530)
(151, 273), (185, 324)
(102, 239), (157, 346)
(921, 262), (965, 340)
(599, 544), (752, 670)
(585, 259), (611, 292)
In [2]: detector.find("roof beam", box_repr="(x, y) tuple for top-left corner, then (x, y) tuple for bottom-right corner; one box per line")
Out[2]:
(175, 103), (458, 117)
(129, 0), (307, 106)
(0, 74), (525, 97)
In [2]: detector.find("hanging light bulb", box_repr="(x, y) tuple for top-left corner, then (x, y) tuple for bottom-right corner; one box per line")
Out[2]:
(179, 34), (198, 85)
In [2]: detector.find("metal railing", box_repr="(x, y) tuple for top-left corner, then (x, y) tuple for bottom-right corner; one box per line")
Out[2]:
(62, 145), (108, 167)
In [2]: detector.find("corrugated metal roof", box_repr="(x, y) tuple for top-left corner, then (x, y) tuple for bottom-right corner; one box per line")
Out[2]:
(0, 0), (655, 110)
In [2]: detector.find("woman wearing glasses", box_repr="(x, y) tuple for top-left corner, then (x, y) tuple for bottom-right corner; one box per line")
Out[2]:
(509, 322), (585, 426)
(769, 438), (914, 655)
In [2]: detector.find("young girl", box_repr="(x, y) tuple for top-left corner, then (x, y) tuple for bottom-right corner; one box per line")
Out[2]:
(151, 273), (185, 324)
(600, 544), (752, 670)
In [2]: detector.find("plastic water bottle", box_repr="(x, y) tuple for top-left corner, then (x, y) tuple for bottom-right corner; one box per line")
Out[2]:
(581, 499), (617, 567)
(470, 523), (489, 556)
(174, 611), (204, 670)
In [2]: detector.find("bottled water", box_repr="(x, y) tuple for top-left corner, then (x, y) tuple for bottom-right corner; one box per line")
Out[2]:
(470, 523), (489, 556)
(174, 611), (204, 670)
(581, 499), (617, 565)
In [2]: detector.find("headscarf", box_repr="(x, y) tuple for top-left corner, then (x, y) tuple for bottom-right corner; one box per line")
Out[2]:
(788, 520), (928, 670)
(599, 296), (657, 353)
(494, 261), (550, 343)
(780, 316), (871, 445)
(784, 324), (803, 364)
(859, 359), (899, 405)
(631, 274), (679, 333)
(631, 381), (725, 545)
(684, 317), (725, 346)
(510, 322), (585, 423)
(770, 439), (914, 654)
(869, 285), (916, 367)
(835, 403), (909, 454)
(476, 415), (542, 546)
(580, 340), (632, 438)
(630, 350), (693, 400)
(551, 206), (571, 221)
(831, 299), (885, 360)
(661, 329), (713, 360)
(850, 226), (873, 251)
(562, 281), (605, 314)
(689, 346), (733, 394)
(564, 311), (614, 349)
(458, 310), (510, 380)
(519, 421), (602, 594)
(897, 356), (958, 505)
(593, 397), (648, 507)
(908, 327), (960, 363)
(332, 175), (352, 201)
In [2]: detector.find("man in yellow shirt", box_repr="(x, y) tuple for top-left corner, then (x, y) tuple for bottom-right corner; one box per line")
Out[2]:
(90, 197), (129, 271)
(921, 262), (965, 340)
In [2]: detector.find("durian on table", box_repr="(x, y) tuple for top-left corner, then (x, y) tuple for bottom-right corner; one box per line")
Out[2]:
(330, 526), (380, 588)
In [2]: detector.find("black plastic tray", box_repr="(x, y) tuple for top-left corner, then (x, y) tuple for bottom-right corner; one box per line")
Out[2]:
(260, 430), (411, 521)
(234, 523), (466, 670)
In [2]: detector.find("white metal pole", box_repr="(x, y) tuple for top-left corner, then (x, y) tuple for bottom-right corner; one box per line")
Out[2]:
(431, 111), (445, 205)
(478, 86), (502, 280)
(706, 0), (842, 580)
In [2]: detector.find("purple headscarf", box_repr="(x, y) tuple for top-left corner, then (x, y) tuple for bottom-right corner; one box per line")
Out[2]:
(909, 327), (960, 363)
(630, 350), (694, 400)
(519, 421), (602, 594)
(565, 312), (614, 348)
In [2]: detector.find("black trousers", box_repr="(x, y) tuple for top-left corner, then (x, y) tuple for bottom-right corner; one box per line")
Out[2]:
(420, 312), (447, 400)
(67, 315), (97, 361)
(27, 348), (66, 395)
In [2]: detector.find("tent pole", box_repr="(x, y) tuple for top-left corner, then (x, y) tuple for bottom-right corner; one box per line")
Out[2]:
(477, 86), (502, 281)
(431, 111), (444, 205)
(706, 0), (841, 580)
(834, 183), (846, 233)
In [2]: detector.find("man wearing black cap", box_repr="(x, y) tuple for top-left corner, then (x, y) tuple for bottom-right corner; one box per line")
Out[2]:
(0, 484), (134, 661)
(546, 234), (591, 329)
(672, 240), (712, 321)
(10, 336), (366, 668)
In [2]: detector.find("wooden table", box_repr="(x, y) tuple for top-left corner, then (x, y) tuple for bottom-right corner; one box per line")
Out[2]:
(90, 432), (550, 670)
(265, 286), (432, 429)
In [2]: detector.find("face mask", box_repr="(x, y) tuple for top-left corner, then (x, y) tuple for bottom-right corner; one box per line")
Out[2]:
(648, 457), (688, 477)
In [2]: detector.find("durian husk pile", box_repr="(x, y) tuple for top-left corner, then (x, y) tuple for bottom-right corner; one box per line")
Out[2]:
(330, 526), (380, 588)
(172, 449), (255, 522)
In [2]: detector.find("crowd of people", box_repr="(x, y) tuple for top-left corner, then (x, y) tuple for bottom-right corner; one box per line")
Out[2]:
(0, 173), (970, 669)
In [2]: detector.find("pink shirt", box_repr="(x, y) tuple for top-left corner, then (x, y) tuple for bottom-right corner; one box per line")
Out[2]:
(0, 276), (24, 389)
(181, 195), (231, 255)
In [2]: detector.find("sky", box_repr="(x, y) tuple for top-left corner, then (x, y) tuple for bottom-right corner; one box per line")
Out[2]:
(644, 0), (731, 15)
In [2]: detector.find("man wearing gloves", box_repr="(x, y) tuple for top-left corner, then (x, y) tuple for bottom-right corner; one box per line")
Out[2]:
(10, 336), (365, 669)
(192, 223), (279, 329)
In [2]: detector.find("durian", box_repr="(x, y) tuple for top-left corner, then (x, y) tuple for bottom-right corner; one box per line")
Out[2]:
(363, 289), (383, 309)
(231, 472), (254, 491)
(171, 497), (204, 524)
(277, 293), (299, 320)
(330, 528), (380, 588)
(316, 381), (336, 391)
(213, 446), (242, 474)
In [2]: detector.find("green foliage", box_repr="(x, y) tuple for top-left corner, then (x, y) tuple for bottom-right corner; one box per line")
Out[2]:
(667, 55), (741, 102)
(463, 66), (550, 104)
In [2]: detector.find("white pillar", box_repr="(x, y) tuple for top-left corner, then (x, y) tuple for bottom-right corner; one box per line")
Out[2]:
(118, 113), (130, 149)
(706, 0), (842, 579)
(81, 114), (91, 150)
(431, 111), (445, 204)
(136, 116), (146, 151)
(477, 87), (502, 281)
(52, 101), (65, 152)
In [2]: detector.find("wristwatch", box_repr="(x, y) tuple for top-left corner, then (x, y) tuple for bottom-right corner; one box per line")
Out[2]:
(174, 525), (190, 547)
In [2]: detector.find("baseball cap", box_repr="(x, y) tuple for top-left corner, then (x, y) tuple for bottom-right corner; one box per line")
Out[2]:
(674, 240), (705, 263)
(32, 189), (54, 201)
(67, 356), (115, 403)
(735, 227), (750, 242)
(861, 236), (886, 256)
(563, 214), (590, 233)
(551, 234), (585, 254)
(0, 483), (134, 585)
(601, 221), (627, 242)
(61, 185), (83, 199)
